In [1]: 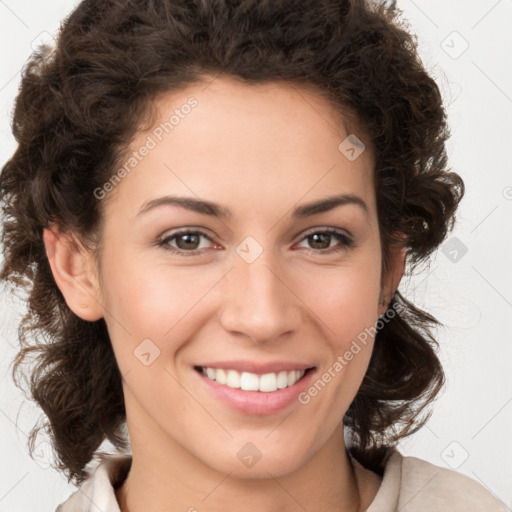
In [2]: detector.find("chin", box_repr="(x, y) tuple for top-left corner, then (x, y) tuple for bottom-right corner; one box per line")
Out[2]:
(204, 444), (310, 480)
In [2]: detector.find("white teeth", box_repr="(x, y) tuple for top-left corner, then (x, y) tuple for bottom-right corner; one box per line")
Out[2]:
(240, 372), (259, 391)
(226, 369), (241, 389)
(216, 368), (227, 385)
(259, 373), (277, 392)
(276, 370), (288, 389)
(200, 367), (307, 392)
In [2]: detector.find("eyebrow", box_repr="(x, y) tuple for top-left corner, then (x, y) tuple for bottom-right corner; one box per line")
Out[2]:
(136, 193), (369, 219)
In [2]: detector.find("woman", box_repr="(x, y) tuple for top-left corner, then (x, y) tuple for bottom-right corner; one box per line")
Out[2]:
(0, 0), (506, 510)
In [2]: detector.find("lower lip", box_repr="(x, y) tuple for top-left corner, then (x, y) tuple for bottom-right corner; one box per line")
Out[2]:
(195, 367), (317, 415)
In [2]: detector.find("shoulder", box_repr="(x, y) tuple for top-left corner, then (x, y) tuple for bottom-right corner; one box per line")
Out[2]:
(364, 448), (508, 512)
(55, 453), (132, 512)
(389, 452), (506, 512)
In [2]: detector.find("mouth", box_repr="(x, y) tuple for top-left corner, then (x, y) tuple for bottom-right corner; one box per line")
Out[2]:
(194, 365), (316, 393)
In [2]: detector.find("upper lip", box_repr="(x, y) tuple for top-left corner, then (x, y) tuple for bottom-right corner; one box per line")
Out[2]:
(195, 360), (316, 375)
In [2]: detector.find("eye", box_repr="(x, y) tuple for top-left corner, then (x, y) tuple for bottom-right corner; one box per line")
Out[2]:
(157, 228), (354, 256)
(296, 229), (354, 253)
(158, 229), (215, 255)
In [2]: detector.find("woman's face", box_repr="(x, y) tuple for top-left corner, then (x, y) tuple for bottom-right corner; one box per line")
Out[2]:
(81, 76), (403, 477)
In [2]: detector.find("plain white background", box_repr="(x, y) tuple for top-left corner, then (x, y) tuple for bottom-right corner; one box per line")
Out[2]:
(1, 0), (511, 510)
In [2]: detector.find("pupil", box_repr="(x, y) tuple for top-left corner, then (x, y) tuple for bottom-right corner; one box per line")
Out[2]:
(177, 233), (199, 250)
(310, 233), (330, 249)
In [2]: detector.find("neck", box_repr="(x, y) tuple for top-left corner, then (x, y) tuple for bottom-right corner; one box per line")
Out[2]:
(115, 423), (377, 512)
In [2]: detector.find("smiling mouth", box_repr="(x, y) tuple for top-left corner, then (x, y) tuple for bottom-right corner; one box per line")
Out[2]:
(194, 366), (315, 393)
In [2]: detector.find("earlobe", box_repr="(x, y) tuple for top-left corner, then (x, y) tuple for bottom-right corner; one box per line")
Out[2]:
(43, 226), (104, 322)
(378, 241), (406, 317)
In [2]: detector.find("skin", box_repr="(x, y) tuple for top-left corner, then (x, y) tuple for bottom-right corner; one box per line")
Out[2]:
(43, 75), (405, 512)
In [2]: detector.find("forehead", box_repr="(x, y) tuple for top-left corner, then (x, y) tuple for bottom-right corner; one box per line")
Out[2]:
(104, 75), (376, 219)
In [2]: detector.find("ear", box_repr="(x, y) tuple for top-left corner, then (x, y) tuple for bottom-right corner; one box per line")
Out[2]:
(43, 225), (104, 322)
(378, 235), (406, 318)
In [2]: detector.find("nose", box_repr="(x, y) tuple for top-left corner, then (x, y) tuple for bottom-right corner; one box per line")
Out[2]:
(219, 250), (302, 345)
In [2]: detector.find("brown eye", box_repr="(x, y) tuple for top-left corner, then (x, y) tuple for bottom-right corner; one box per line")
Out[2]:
(307, 233), (332, 250)
(158, 230), (214, 255)
(297, 229), (354, 253)
(174, 232), (202, 250)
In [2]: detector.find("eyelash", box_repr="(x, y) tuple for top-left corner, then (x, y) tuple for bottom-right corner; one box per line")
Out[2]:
(156, 228), (355, 256)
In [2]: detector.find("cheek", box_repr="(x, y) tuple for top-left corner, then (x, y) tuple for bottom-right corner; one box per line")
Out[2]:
(293, 251), (381, 394)
(297, 258), (381, 342)
(100, 246), (205, 330)
(100, 232), (382, 361)
(98, 247), (225, 371)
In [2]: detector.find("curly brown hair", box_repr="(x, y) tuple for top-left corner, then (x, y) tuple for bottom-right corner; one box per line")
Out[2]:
(0, 0), (464, 485)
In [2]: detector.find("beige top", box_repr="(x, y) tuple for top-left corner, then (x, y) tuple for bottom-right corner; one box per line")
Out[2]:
(55, 449), (508, 511)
